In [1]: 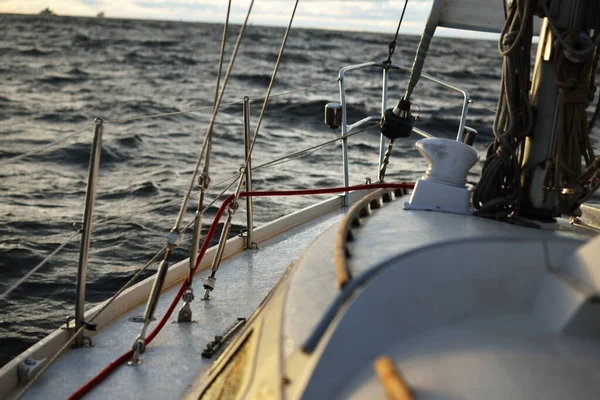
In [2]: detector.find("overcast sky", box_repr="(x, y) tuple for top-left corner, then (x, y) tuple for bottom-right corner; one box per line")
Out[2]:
(0, 0), (496, 38)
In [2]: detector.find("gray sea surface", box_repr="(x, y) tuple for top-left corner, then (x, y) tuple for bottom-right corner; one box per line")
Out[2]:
(0, 13), (598, 367)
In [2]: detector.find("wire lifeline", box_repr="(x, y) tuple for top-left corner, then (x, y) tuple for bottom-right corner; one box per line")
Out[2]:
(94, 173), (239, 228)
(67, 182), (415, 399)
(102, 79), (338, 125)
(0, 231), (80, 301)
(252, 123), (379, 171)
(0, 78), (338, 171)
(93, 124), (374, 234)
(1, 78), (338, 169)
(0, 125), (92, 168)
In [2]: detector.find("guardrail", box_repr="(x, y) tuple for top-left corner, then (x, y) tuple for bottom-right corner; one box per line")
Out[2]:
(337, 61), (471, 204)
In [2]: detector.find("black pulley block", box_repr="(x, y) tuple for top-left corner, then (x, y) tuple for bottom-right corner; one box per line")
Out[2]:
(380, 99), (415, 140)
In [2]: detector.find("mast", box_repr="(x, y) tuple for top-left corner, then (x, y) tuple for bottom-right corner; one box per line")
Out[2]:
(519, 0), (600, 218)
(473, 0), (600, 220)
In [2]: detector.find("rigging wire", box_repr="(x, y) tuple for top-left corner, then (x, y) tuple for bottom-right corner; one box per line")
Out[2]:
(385, 0), (409, 64)
(0, 231), (80, 302)
(0, 125), (92, 167)
(253, 123), (378, 171)
(171, 0), (254, 235)
(202, 0), (300, 299)
(380, 0), (409, 182)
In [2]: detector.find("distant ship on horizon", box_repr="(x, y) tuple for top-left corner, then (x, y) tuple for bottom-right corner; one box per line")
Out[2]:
(38, 7), (57, 16)
(97, 11), (105, 18)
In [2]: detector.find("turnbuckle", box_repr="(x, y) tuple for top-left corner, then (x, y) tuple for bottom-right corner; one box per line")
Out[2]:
(202, 276), (216, 300)
(177, 288), (195, 323)
(128, 335), (146, 366)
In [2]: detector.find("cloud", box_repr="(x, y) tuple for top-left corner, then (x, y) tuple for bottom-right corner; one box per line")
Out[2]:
(0, 0), (498, 38)
(0, 0), (435, 34)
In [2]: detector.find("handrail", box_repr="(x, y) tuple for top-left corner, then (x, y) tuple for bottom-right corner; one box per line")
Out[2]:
(336, 60), (463, 200)
(337, 60), (470, 146)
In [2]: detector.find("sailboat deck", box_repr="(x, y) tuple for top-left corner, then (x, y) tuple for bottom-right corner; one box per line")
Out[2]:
(277, 194), (600, 399)
(20, 209), (346, 400)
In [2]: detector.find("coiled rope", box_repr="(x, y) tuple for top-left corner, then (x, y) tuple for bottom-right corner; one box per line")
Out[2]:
(474, 0), (535, 215)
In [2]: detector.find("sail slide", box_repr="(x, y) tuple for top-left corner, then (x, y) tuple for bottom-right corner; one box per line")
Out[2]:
(435, 0), (506, 33)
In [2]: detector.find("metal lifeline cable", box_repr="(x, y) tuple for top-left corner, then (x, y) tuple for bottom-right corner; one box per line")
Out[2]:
(102, 79), (338, 125)
(202, 0), (300, 300)
(0, 231), (80, 301)
(98, 125), (374, 232)
(102, 101), (242, 125)
(94, 173), (240, 229)
(98, 126), (374, 230)
(253, 123), (379, 171)
(0, 175), (232, 303)
(0, 125), (93, 167)
(263, 78), (338, 100)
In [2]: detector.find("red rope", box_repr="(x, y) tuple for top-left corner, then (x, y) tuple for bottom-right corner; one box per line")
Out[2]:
(68, 183), (413, 399)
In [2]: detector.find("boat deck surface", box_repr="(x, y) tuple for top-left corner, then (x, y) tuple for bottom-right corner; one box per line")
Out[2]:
(20, 210), (346, 400)
(283, 193), (592, 364)
(280, 196), (599, 399)
(14, 190), (600, 400)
